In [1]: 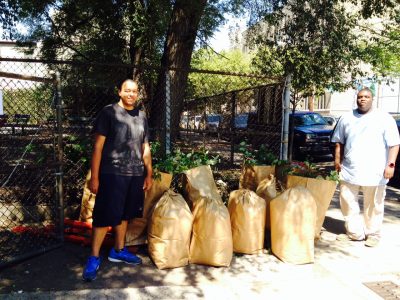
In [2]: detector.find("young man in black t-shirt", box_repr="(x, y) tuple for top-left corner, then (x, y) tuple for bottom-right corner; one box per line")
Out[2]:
(82, 79), (153, 281)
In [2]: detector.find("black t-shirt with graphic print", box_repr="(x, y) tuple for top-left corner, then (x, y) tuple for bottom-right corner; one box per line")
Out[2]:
(93, 103), (149, 176)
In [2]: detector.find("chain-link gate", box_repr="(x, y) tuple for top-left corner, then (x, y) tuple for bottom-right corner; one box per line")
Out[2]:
(0, 57), (285, 266)
(0, 60), (63, 268)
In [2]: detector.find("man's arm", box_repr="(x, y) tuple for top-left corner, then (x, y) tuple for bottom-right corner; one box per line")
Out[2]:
(384, 145), (399, 179)
(142, 142), (153, 191)
(89, 134), (106, 194)
(334, 142), (344, 172)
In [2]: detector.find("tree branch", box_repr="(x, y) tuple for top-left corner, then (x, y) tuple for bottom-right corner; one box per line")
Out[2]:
(198, 36), (230, 60)
(45, 11), (91, 61)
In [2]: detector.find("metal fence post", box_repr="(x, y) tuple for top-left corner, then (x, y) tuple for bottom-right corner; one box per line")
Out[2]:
(281, 74), (291, 161)
(230, 92), (236, 165)
(55, 72), (64, 241)
(165, 70), (171, 155)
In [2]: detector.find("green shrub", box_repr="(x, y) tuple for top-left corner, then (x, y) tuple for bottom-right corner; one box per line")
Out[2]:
(238, 141), (278, 166)
(285, 161), (339, 182)
(151, 141), (219, 179)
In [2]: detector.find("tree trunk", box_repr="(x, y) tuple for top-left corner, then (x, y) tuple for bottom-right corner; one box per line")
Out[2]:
(308, 95), (314, 111)
(149, 0), (208, 146)
(129, 36), (142, 81)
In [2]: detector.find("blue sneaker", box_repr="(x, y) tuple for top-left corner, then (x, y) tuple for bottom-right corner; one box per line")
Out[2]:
(108, 247), (142, 265)
(82, 256), (101, 281)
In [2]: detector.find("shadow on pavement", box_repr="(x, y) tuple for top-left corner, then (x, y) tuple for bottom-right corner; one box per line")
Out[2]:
(322, 217), (345, 235)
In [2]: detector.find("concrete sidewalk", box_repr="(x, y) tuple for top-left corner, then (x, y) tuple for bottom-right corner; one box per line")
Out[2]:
(0, 187), (399, 299)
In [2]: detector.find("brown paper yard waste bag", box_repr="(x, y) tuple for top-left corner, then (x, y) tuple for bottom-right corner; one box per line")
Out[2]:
(239, 165), (275, 191)
(270, 186), (317, 264)
(79, 171), (95, 222)
(148, 190), (193, 269)
(228, 189), (266, 254)
(256, 174), (278, 229)
(183, 165), (232, 266)
(125, 172), (173, 246)
(286, 175), (337, 238)
(184, 165), (222, 205)
(189, 197), (233, 266)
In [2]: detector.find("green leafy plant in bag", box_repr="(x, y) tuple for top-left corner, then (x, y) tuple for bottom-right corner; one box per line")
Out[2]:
(151, 141), (220, 179)
(238, 141), (278, 166)
(285, 160), (339, 183)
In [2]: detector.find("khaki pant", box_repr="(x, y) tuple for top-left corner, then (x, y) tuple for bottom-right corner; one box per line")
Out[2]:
(339, 181), (386, 240)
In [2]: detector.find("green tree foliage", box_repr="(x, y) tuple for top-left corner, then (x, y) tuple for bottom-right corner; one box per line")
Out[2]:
(8, 0), (248, 145)
(347, 0), (398, 18)
(188, 48), (258, 98)
(249, 0), (364, 96)
(245, 0), (400, 94)
(3, 84), (53, 121)
(359, 7), (400, 76)
(1, 1), (18, 39)
(6, 1), (175, 117)
(15, 0), (170, 64)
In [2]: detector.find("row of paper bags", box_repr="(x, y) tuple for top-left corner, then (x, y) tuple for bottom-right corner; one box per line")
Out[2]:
(240, 165), (337, 264)
(79, 165), (336, 268)
(240, 165), (338, 241)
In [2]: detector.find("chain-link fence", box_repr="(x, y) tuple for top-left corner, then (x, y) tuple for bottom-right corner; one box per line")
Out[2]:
(0, 57), (285, 267)
(179, 79), (284, 168)
(0, 60), (63, 267)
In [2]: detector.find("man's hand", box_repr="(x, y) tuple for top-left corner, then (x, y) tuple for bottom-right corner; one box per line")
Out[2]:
(143, 175), (153, 191)
(334, 143), (343, 173)
(384, 166), (395, 179)
(89, 177), (99, 194)
(334, 160), (341, 173)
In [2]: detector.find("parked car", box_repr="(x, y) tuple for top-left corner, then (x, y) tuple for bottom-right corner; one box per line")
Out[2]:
(220, 113), (250, 141)
(180, 115), (189, 128)
(290, 111), (335, 160)
(183, 115), (202, 129)
(193, 115), (202, 129)
(220, 112), (280, 145)
(393, 115), (400, 133)
(234, 113), (249, 129)
(219, 111), (334, 159)
(322, 115), (338, 127)
(199, 114), (222, 133)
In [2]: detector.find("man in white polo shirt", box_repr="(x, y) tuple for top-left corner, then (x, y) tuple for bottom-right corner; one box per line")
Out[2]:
(331, 87), (400, 247)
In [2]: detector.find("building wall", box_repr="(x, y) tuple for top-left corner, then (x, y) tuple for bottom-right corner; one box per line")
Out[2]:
(329, 78), (400, 118)
(0, 41), (46, 85)
(376, 78), (400, 113)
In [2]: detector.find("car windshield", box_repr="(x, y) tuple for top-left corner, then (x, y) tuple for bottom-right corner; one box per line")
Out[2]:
(207, 115), (220, 122)
(294, 113), (327, 126)
(235, 114), (248, 126)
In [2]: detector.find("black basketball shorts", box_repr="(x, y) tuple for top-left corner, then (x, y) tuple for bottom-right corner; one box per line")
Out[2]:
(92, 173), (144, 227)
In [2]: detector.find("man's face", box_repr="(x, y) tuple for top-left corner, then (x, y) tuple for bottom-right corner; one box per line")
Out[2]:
(356, 90), (373, 114)
(118, 81), (138, 109)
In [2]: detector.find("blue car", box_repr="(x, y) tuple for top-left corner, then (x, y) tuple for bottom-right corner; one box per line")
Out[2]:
(290, 111), (334, 160)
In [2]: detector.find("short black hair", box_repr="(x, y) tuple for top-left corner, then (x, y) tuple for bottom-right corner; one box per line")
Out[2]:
(358, 87), (373, 97)
(117, 79), (136, 90)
